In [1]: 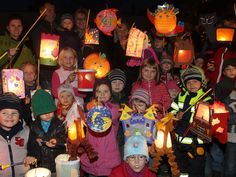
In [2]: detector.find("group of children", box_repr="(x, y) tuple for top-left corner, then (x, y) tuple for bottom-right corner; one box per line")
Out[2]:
(1, 43), (236, 177)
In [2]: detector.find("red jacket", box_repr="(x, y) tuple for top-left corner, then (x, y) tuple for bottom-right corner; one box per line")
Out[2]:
(109, 162), (156, 177)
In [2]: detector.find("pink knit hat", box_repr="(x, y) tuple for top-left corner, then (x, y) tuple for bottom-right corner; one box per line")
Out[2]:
(131, 88), (150, 106)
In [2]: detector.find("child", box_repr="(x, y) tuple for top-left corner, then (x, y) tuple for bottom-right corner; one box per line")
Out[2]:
(130, 88), (150, 113)
(109, 134), (156, 177)
(131, 57), (171, 118)
(160, 55), (181, 100)
(52, 47), (84, 102)
(108, 68), (127, 104)
(0, 93), (37, 177)
(80, 78), (121, 176)
(56, 84), (84, 121)
(169, 65), (212, 177)
(31, 89), (66, 173)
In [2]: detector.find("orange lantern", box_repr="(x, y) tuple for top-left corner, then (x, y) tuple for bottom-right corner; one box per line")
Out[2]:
(2, 69), (25, 98)
(77, 69), (96, 92)
(40, 33), (60, 66)
(147, 3), (179, 35)
(174, 39), (194, 66)
(83, 53), (110, 78)
(216, 28), (234, 42)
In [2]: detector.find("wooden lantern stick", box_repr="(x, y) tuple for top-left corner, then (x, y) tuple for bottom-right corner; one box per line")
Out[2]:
(37, 59), (40, 88)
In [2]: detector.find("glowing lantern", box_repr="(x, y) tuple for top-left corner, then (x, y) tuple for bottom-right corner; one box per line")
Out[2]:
(174, 39), (194, 66)
(216, 28), (234, 42)
(25, 167), (51, 177)
(40, 33), (60, 66)
(155, 127), (172, 149)
(77, 69), (96, 92)
(147, 3), (179, 35)
(83, 53), (110, 78)
(2, 69), (25, 98)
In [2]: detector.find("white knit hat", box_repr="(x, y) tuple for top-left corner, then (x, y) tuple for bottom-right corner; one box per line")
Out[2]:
(58, 84), (75, 98)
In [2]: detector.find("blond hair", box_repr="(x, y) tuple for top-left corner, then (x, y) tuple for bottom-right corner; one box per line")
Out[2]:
(58, 47), (78, 67)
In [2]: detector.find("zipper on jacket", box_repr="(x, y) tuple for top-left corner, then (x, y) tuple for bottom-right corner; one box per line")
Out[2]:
(7, 136), (15, 177)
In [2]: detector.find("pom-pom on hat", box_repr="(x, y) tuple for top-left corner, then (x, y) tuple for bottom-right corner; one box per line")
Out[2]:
(131, 88), (150, 106)
(108, 68), (126, 85)
(0, 92), (22, 113)
(124, 133), (149, 160)
(222, 58), (236, 72)
(60, 13), (74, 24)
(31, 89), (57, 117)
(181, 65), (205, 85)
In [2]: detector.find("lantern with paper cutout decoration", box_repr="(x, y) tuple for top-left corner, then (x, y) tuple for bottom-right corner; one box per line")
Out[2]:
(40, 33), (59, 66)
(216, 28), (234, 42)
(77, 69), (96, 92)
(2, 69), (25, 98)
(190, 102), (212, 142)
(83, 53), (110, 78)
(149, 113), (180, 176)
(85, 28), (99, 45)
(210, 101), (229, 144)
(174, 39), (194, 66)
(147, 3), (179, 35)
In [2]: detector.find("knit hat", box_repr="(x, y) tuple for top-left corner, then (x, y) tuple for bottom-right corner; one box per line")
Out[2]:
(124, 134), (149, 160)
(181, 66), (203, 85)
(58, 84), (75, 98)
(131, 89), (150, 106)
(160, 55), (174, 66)
(108, 69), (126, 85)
(0, 92), (22, 113)
(60, 13), (73, 23)
(31, 89), (57, 117)
(222, 58), (236, 72)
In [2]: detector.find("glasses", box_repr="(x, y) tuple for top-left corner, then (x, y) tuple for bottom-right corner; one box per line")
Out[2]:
(127, 155), (146, 161)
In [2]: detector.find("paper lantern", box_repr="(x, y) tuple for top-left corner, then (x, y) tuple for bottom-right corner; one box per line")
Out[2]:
(83, 53), (110, 78)
(25, 167), (51, 177)
(40, 33), (59, 66)
(68, 119), (85, 143)
(155, 127), (172, 149)
(174, 40), (194, 66)
(2, 69), (25, 98)
(216, 28), (234, 42)
(77, 69), (96, 92)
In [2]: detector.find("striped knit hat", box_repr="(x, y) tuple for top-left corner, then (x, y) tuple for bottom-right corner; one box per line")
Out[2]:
(131, 88), (150, 106)
(0, 92), (22, 113)
(160, 55), (174, 66)
(181, 66), (203, 85)
(108, 68), (126, 85)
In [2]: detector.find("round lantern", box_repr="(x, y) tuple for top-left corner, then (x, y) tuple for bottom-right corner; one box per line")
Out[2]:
(25, 167), (51, 177)
(155, 11), (177, 34)
(87, 106), (112, 136)
(83, 53), (110, 78)
(77, 69), (96, 92)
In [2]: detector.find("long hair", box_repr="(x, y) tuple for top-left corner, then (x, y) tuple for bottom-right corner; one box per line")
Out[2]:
(58, 47), (78, 67)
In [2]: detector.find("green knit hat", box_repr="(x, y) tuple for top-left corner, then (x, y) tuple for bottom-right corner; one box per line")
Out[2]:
(31, 89), (56, 117)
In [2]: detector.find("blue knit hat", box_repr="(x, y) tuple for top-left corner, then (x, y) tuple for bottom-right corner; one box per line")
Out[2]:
(124, 133), (149, 160)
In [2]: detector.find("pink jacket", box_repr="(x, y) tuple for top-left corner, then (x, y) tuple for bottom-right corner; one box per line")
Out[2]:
(80, 102), (121, 176)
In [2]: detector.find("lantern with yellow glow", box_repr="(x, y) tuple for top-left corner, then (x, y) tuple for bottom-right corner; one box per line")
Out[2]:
(147, 3), (179, 35)
(40, 33), (60, 66)
(83, 53), (110, 78)
(174, 39), (194, 66)
(216, 28), (234, 42)
(2, 69), (25, 98)
(77, 69), (96, 92)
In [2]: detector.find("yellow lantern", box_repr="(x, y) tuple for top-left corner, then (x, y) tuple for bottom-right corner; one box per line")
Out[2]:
(216, 28), (234, 42)
(2, 69), (25, 98)
(40, 33), (60, 66)
(155, 127), (172, 149)
(68, 119), (85, 143)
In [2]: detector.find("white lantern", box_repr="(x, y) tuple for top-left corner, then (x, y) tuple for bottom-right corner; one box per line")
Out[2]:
(25, 167), (51, 177)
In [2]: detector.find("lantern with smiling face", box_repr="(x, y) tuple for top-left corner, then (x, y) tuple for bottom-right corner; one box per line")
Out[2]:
(83, 53), (110, 78)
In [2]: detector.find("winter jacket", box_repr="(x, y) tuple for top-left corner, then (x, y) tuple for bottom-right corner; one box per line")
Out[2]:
(30, 117), (66, 172)
(109, 162), (156, 177)
(80, 101), (121, 176)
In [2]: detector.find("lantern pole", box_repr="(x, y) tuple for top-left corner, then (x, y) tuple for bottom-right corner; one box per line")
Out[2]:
(0, 9), (47, 65)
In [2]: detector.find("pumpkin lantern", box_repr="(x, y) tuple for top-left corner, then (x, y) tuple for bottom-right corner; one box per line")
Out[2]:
(147, 3), (179, 35)
(216, 28), (234, 42)
(83, 53), (110, 78)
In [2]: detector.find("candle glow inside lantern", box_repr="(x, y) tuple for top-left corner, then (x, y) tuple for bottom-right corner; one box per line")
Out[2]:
(39, 33), (59, 66)
(216, 28), (234, 42)
(77, 69), (96, 92)
(25, 167), (51, 177)
(2, 69), (25, 98)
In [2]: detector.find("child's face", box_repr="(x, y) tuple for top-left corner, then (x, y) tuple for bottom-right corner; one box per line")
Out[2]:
(126, 155), (147, 172)
(39, 112), (54, 122)
(0, 109), (20, 131)
(95, 84), (111, 103)
(60, 51), (76, 70)
(142, 65), (157, 81)
(75, 13), (86, 31)
(132, 99), (147, 113)
(161, 63), (172, 73)
(194, 58), (204, 68)
(223, 65), (236, 79)
(186, 79), (202, 93)
(22, 65), (36, 86)
(154, 38), (166, 49)
(111, 80), (125, 93)
(62, 19), (73, 31)
(58, 91), (74, 107)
